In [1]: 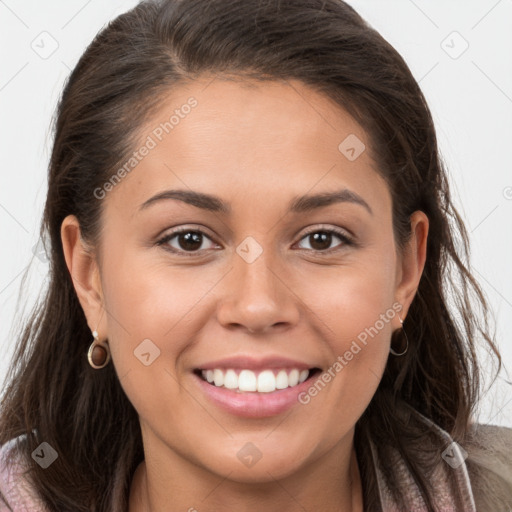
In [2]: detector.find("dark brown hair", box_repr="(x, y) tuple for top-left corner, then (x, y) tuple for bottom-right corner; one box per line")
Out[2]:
(0, 0), (503, 510)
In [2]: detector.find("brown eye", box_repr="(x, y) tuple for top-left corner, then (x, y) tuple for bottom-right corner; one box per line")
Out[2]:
(176, 231), (203, 251)
(157, 228), (218, 255)
(308, 232), (333, 251)
(296, 228), (353, 252)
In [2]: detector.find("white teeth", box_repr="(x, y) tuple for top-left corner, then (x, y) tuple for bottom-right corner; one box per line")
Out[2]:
(238, 370), (257, 392)
(288, 369), (299, 387)
(213, 369), (224, 387)
(275, 370), (288, 389)
(223, 369), (238, 389)
(200, 368), (311, 393)
(257, 370), (276, 393)
(299, 369), (309, 383)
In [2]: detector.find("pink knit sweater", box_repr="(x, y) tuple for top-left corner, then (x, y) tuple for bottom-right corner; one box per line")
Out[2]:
(0, 437), (47, 511)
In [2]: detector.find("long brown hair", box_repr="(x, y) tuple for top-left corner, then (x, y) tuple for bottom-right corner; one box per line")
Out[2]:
(0, 0), (503, 510)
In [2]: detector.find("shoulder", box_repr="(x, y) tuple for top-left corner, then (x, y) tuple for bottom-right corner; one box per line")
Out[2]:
(464, 422), (512, 512)
(465, 422), (512, 458)
(0, 436), (48, 512)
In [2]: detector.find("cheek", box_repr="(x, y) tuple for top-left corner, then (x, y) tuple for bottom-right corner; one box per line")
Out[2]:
(98, 246), (227, 409)
(97, 251), (166, 362)
(98, 260), (194, 424)
(100, 240), (218, 344)
(296, 250), (397, 414)
(304, 251), (397, 345)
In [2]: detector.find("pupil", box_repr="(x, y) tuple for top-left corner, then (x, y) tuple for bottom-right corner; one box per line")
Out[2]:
(179, 231), (202, 251)
(310, 232), (331, 250)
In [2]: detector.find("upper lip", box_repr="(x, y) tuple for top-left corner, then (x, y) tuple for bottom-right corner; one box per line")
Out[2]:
(195, 355), (319, 372)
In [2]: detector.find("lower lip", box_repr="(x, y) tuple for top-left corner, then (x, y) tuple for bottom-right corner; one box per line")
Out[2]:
(193, 372), (318, 418)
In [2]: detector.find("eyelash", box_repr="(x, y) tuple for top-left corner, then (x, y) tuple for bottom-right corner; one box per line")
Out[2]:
(156, 225), (355, 257)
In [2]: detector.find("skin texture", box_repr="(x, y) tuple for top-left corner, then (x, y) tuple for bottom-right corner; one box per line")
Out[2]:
(61, 76), (428, 512)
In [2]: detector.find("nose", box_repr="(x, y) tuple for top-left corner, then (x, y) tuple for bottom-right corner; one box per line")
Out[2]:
(216, 246), (300, 335)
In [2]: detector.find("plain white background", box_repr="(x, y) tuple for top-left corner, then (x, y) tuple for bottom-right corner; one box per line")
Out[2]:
(0, 0), (511, 427)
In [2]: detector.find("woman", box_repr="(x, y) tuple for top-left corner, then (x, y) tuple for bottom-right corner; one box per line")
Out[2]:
(0, 0), (510, 510)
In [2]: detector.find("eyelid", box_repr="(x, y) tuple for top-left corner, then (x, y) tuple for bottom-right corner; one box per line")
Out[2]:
(298, 224), (353, 241)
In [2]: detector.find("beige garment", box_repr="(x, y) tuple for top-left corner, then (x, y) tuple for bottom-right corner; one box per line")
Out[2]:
(369, 405), (512, 511)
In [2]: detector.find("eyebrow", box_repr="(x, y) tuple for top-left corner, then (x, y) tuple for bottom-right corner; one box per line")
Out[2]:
(139, 188), (373, 215)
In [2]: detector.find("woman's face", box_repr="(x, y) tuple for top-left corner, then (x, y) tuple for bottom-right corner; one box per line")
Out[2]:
(64, 76), (427, 484)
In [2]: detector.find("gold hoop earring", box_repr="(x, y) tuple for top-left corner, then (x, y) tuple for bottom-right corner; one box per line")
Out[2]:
(87, 330), (111, 369)
(390, 314), (409, 357)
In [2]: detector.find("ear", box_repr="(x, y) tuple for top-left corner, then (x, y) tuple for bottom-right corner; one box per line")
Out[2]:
(60, 215), (105, 334)
(394, 210), (429, 323)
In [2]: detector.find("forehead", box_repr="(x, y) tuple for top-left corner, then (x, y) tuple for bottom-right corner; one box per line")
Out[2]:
(103, 76), (389, 218)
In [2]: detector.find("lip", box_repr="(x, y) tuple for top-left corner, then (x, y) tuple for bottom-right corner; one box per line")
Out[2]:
(192, 367), (322, 418)
(195, 355), (317, 372)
